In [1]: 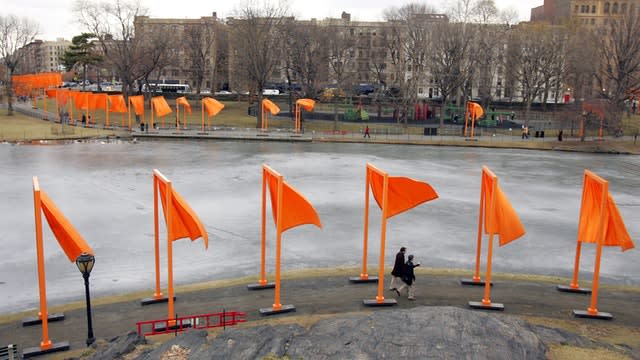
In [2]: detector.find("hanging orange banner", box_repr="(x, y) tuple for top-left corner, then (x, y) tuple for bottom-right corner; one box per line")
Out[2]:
(202, 97), (224, 117)
(369, 172), (439, 219)
(151, 96), (172, 117)
(129, 95), (145, 116)
(176, 96), (192, 114)
(108, 94), (127, 113)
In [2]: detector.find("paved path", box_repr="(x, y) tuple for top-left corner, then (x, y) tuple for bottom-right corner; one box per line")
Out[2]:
(2, 272), (639, 356)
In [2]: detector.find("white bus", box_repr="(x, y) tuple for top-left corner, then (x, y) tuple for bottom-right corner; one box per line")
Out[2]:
(142, 82), (191, 94)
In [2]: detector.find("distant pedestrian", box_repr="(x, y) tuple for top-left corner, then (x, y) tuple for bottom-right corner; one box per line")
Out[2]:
(396, 254), (420, 300)
(389, 247), (406, 292)
(558, 130), (563, 142)
(364, 125), (370, 138)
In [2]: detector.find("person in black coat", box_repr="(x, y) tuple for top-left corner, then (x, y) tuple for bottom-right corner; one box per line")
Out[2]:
(396, 254), (420, 300)
(389, 247), (406, 292)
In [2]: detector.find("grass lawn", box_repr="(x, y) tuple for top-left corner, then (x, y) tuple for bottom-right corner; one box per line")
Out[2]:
(0, 111), (119, 142)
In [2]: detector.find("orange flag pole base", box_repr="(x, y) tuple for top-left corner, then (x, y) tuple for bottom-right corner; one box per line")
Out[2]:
(460, 278), (493, 287)
(140, 295), (174, 306)
(363, 298), (397, 307)
(468, 300), (504, 311)
(22, 313), (65, 327)
(259, 304), (296, 315)
(556, 284), (592, 294)
(247, 282), (275, 290)
(572, 309), (613, 320)
(348, 274), (378, 283)
(22, 341), (70, 358)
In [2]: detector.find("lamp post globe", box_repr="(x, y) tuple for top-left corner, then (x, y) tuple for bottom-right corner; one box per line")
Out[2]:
(76, 252), (95, 346)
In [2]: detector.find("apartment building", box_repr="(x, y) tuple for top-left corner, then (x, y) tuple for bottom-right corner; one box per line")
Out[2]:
(16, 38), (71, 74)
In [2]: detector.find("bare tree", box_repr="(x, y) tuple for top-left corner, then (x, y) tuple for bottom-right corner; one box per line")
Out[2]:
(506, 22), (564, 125)
(281, 21), (329, 98)
(325, 18), (356, 129)
(427, 21), (476, 126)
(136, 25), (178, 96)
(183, 18), (218, 94)
(596, 11), (640, 130)
(384, 3), (437, 125)
(75, 0), (148, 97)
(0, 14), (38, 115)
(228, 0), (290, 128)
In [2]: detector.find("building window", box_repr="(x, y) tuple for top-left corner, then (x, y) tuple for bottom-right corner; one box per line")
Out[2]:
(621, 3), (627, 12)
(613, 2), (618, 13)
(592, 5), (596, 13)
(575, 5), (579, 12)
(591, 18), (595, 25)
(605, 2), (610, 13)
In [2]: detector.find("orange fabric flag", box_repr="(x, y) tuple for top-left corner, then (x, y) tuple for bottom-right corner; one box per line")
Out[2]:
(108, 94), (127, 113)
(577, 174), (635, 251)
(129, 95), (145, 116)
(481, 170), (525, 246)
(46, 89), (58, 98)
(152, 96), (172, 117)
(467, 101), (484, 119)
(262, 99), (280, 115)
(56, 89), (69, 106)
(265, 172), (322, 232)
(39, 191), (94, 261)
(74, 92), (89, 110)
(296, 98), (315, 112)
(157, 180), (208, 248)
(369, 171), (439, 219)
(176, 96), (192, 114)
(202, 97), (224, 117)
(90, 93), (108, 110)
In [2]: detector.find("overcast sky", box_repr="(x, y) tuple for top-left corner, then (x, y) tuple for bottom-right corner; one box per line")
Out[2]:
(6, 0), (543, 41)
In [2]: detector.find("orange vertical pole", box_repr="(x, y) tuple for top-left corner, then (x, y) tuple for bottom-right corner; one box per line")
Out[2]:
(106, 97), (110, 128)
(482, 234), (495, 305)
(259, 167), (268, 285)
(569, 172), (588, 288)
(471, 114), (476, 138)
(360, 167), (371, 280)
(153, 176), (162, 299)
(599, 118), (603, 138)
(69, 98), (74, 126)
(43, 90), (48, 120)
(295, 104), (300, 133)
(272, 174), (284, 310)
(375, 173), (389, 303)
(32, 178), (52, 350)
(183, 108), (186, 130)
(151, 101), (155, 130)
(587, 180), (608, 314)
(166, 180), (175, 321)
(472, 177), (486, 282)
(201, 102), (205, 132)
(481, 178), (498, 305)
(464, 101), (469, 137)
(175, 104), (179, 131)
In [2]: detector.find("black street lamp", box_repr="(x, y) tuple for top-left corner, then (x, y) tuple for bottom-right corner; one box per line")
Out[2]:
(76, 252), (95, 346)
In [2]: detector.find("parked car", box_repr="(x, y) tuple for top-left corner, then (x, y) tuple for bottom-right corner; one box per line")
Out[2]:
(262, 89), (280, 95)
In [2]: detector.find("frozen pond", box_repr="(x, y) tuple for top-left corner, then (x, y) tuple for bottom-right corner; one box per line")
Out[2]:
(0, 140), (638, 314)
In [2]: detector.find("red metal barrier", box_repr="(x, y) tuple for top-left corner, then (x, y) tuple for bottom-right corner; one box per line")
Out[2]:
(136, 310), (246, 337)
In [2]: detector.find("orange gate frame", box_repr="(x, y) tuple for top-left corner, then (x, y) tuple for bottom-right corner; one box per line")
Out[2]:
(558, 170), (635, 319)
(467, 167), (501, 310)
(361, 164), (396, 306)
(294, 99), (315, 134)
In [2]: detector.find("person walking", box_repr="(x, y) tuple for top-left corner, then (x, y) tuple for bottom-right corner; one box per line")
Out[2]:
(389, 247), (406, 292)
(396, 254), (420, 300)
(364, 125), (370, 138)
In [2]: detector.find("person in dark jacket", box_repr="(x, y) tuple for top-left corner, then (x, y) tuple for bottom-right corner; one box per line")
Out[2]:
(397, 254), (420, 300)
(388, 246), (406, 292)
